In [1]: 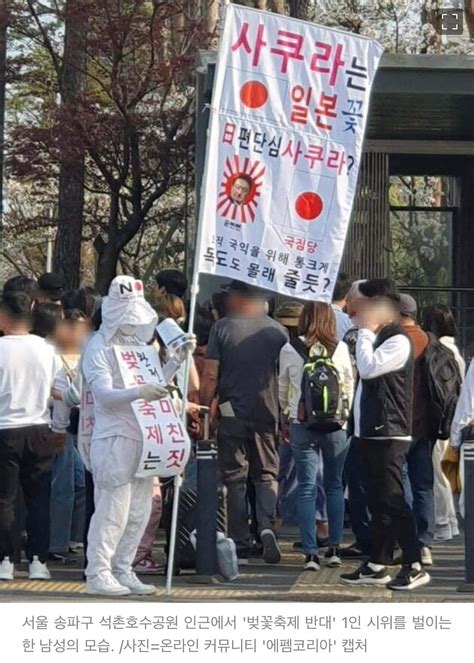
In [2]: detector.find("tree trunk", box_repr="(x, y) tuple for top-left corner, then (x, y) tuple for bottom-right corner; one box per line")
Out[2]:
(465, 1), (474, 39)
(207, 0), (220, 49)
(0, 1), (7, 268)
(54, 0), (86, 288)
(288, 0), (312, 20)
(420, 0), (442, 53)
(94, 239), (121, 295)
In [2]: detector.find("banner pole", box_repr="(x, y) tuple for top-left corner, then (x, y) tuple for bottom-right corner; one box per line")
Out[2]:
(165, 1), (232, 596)
(165, 281), (200, 596)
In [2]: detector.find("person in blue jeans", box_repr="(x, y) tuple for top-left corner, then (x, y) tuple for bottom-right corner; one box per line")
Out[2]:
(50, 310), (88, 560)
(278, 301), (354, 571)
(49, 433), (86, 558)
(275, 303), (328, 544)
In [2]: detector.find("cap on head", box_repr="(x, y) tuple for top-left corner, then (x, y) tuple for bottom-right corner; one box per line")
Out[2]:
(399, 294), (418, 319)
(108, 275), (144, 301)
(155, 269), (187, 298)
(38, 272), (65, 298)
(275, 301), (303, 328)
(225, 280), (263, 298)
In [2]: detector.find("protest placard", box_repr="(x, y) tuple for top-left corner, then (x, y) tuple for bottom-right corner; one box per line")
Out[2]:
(197, 4), (383, 301)
(114, 346), (191, 478)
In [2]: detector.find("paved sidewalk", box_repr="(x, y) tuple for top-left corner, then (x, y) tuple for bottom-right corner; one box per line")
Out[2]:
(0, 531), (471, 603)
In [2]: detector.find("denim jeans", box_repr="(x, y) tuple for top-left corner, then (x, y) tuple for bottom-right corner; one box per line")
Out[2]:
(406, 437), (436, 548)
(277, 442), (327, 526)
(290, 423), (349, 554)
(50, 433), (86, 553)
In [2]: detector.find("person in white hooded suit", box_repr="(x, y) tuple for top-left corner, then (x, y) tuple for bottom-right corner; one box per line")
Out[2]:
(82, 276), (193, 597)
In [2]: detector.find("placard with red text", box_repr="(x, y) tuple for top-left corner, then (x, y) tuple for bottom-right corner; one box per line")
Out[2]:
(114, 346), (191, 478)
(197, 5), (383, 301)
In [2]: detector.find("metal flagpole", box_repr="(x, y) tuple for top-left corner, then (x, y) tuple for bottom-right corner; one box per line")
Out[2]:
(165, 0), (231, 597)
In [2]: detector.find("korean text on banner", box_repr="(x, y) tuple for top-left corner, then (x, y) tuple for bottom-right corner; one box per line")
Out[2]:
(197, 5), (384, 302)
(114, 346), (191, 478)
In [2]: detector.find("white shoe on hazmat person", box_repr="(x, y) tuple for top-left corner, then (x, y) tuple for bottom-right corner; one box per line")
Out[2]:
(0, 557), (14, 581)
(85, 572), (132, 597)
(29, 556), (51, 580)
(114, 572), (156, 595)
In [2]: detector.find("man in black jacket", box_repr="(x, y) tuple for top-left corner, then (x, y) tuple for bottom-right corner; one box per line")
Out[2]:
(341, 279), (430, 591)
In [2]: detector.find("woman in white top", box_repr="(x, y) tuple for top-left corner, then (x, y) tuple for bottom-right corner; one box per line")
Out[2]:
(423, 304), (466, 540)
(279, 302), (354, 571)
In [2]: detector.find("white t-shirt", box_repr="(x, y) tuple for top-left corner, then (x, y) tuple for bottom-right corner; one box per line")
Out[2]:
(0, 334), (61, 429)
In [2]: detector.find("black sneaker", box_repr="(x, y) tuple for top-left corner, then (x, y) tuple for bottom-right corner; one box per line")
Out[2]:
(324, 546), (342, 568)
(387, 565), (431, 591)
(304, 554), (321, 571)
(340, 562), (391, 586)
(260, 529), (281, 564)
(339, 544), (368, 559)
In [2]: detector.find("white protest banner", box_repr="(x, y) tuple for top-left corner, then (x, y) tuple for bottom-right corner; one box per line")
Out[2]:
(114, 345), (191, 478)
(197, 4), (384, 302)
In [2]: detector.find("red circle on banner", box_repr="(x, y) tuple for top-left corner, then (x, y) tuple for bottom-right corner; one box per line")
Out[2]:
(295, 192), (323, 221)
(240, 81), (268, 109)
(134, 281), (143, 291)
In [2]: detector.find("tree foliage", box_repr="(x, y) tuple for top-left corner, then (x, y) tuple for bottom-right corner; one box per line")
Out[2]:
(5, 0), (208, 291)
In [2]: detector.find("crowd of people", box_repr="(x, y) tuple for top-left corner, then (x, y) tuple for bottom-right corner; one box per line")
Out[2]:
(0, 268), (472, 595)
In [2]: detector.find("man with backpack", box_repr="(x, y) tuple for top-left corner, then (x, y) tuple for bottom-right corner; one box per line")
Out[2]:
(341, 279), (430, 591)
(400, 295), (462, 567)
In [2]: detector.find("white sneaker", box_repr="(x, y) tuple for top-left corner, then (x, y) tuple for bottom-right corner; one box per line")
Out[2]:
(114, 572), (156, 595)
(0, 557), (14, 581)
(451, 521), (460, 537)
(421, 547), (433, 567)
(85, 573), (131, 596)
(29, 556), (51, 580)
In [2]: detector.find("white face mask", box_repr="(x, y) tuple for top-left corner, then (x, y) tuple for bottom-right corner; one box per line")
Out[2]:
(119, 324), (136, 336)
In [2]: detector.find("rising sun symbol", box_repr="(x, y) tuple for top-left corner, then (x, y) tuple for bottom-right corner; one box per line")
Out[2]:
(217, 155), (265, 224)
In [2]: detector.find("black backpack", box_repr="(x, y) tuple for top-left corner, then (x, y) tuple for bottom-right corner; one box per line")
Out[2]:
(291, 337), (350, 434)
(423, 333), (462, 440)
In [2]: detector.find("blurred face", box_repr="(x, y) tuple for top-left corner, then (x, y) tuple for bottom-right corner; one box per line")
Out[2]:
(55, 318), (88, 351)
(227, 292), (265, 316)
(355, 299), (396, 330)
(231, 177), (250, 204)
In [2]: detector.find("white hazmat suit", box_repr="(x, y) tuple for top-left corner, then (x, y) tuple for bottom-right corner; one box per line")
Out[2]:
(82, 276), (184, 597)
